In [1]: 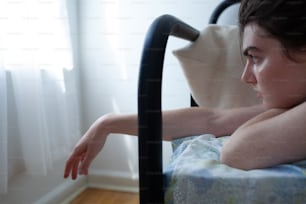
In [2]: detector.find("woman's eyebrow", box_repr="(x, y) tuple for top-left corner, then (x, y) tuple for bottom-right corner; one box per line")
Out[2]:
(243, 46), (260, 56)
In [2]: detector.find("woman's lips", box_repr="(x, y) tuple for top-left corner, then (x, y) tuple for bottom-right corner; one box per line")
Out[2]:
(256, 91), (263, 99)
(253, 88), (263, 99)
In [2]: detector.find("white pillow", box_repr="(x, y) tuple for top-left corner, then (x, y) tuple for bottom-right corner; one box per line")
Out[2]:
(173, 25), (260, 108)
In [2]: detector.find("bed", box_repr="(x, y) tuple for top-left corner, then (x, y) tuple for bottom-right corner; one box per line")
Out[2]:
(137, 0), (306, 203)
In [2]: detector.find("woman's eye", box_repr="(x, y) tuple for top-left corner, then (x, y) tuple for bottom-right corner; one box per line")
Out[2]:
(248, 55), (259, 64)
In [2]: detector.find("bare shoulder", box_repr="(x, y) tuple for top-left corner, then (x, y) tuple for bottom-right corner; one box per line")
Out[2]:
(237, 102), (306, 130)
(232, 102), (306, 139)
(264, 102), (306, 124)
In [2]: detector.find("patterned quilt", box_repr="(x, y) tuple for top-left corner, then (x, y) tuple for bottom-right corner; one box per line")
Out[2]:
(164, 134), (306, 204)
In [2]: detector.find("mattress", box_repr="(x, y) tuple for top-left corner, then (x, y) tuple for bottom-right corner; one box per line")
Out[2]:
(164, 134), (306, 204)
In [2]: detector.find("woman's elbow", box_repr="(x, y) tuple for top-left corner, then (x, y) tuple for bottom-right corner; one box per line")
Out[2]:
(220, 147), (255, 170)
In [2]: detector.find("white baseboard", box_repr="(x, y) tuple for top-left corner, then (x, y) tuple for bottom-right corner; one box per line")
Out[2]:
(34, 177), (87, 204)
(31, 170), (138, 204)
(87, 170), (139, 193)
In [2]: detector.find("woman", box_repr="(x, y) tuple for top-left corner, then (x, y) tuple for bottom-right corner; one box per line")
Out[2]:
(64, 0), (306, 179)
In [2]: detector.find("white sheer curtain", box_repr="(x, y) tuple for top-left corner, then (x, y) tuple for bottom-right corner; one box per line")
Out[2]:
(0, 0), (80, 194)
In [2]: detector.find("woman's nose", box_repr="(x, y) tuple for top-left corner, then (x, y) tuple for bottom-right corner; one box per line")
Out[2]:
(241, 63), (257, 84)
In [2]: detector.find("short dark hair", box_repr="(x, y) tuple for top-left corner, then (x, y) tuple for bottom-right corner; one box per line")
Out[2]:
(239, 0), (306, 59)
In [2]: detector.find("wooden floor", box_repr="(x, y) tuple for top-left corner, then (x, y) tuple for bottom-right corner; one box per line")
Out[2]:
(69, 188), (139, 204)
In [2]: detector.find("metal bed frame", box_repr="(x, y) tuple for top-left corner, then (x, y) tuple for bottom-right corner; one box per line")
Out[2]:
(137, 1), (240, 203)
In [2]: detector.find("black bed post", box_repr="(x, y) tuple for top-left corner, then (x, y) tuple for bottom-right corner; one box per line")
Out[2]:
(137, 15), (199, 204)
(209, 0), (240, 24)
(138, 1), (241, 203)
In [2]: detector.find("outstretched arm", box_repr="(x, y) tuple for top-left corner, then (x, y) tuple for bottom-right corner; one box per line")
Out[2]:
(64, 104), (264, 179)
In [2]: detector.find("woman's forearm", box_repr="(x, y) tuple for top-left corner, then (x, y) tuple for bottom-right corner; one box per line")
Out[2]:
(99, 113), (138, 136)
(100, 108), (227, 141)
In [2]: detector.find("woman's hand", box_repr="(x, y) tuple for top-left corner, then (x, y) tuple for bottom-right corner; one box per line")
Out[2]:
(64, 115), (110, 180)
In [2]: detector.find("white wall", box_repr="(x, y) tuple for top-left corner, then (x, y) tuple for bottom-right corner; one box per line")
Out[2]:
(78, 0), (240, 190)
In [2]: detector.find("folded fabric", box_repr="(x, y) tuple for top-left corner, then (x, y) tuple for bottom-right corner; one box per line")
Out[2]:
(173, 25), (260, 108)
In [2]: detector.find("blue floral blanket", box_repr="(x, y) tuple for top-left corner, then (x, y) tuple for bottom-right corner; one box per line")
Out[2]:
(164, 134), (306, 204)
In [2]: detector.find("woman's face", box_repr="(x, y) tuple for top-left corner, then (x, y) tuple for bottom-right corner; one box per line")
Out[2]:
(241, 23), (306, 109)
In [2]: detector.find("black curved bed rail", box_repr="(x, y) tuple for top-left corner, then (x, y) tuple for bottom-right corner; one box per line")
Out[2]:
(209, 0), (241, 24)
(138, 15), (199, 204)
(137, 1), (240, 203)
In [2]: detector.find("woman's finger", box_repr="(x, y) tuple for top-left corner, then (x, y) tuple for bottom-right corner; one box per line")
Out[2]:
(71, 157), (81, 180)
(64, 155), (75, 178)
